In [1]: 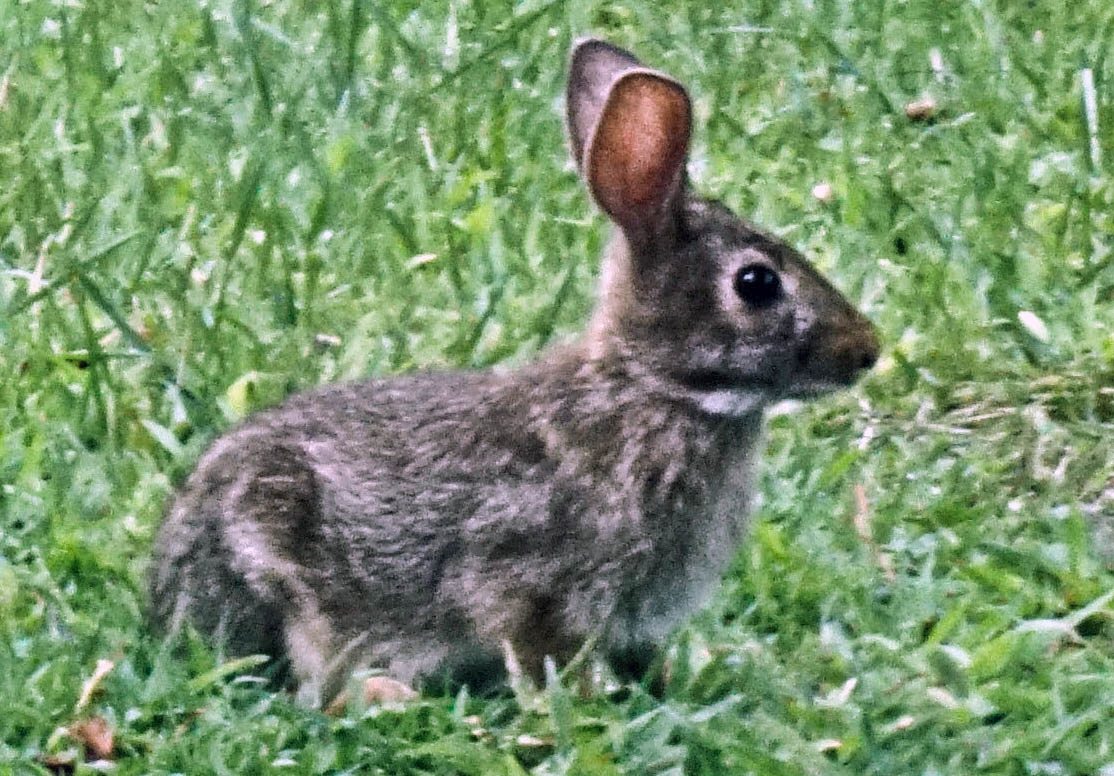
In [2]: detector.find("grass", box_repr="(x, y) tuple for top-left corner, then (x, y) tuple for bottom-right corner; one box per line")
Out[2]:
(1, 0), (1113, 773)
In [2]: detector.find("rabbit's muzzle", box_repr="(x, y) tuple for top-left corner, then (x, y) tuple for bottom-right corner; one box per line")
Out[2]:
(790, 318), (880, 397)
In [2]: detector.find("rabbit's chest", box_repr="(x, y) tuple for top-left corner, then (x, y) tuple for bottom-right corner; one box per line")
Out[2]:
(613, 444), (758, 646)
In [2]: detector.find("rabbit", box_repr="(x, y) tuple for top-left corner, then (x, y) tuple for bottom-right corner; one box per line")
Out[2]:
(149, 38), (880, 708)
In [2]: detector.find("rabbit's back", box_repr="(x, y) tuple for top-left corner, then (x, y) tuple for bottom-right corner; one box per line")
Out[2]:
(150, 369), (536, 672)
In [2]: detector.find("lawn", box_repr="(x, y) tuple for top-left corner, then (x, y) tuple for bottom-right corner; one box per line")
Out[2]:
(2, 0), (1113, 773)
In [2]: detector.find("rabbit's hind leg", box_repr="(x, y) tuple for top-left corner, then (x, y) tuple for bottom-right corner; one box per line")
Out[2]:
(215, 440), (352, 707)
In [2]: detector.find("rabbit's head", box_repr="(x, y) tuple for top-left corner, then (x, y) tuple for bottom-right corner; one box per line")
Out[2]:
(568, 40), (879, 416)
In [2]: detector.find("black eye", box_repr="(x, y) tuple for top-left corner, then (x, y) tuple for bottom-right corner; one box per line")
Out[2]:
(733, 264), (781, 307)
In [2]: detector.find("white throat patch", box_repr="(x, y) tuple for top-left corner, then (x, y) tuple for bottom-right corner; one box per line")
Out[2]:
(689, 388), (766, 417)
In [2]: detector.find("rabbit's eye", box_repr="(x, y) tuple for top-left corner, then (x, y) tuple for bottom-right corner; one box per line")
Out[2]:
(733, 265), (781, 307)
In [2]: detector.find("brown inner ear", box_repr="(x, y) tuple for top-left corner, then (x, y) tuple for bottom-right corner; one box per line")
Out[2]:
(587, 72), (691, 236)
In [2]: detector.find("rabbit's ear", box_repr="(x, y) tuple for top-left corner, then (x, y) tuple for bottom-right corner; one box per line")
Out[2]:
(567, 39), (642, 167)
(567, 40), (691, 243)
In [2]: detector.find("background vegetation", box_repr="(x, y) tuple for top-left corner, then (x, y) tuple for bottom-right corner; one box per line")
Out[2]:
(2, 0), (1113, 773)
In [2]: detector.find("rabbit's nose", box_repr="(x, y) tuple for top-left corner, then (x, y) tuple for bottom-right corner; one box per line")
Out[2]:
(829, 321), (880, 381)
(851, 325), (881, 373)
(857, 334), (880, 371)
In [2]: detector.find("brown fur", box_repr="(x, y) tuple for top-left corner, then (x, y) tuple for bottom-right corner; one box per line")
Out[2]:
(148, 39), (879, 707)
